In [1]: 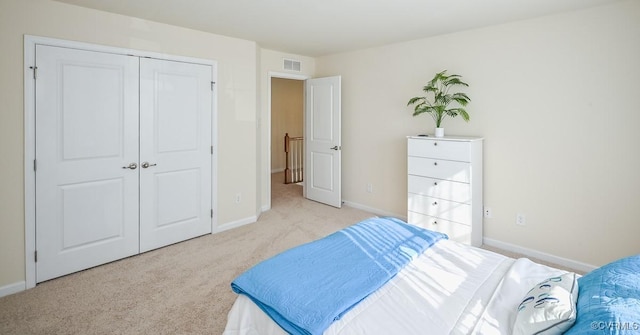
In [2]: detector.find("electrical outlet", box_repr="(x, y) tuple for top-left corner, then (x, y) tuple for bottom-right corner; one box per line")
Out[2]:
(484, 207), (492, 218)
(516, 213), (526, 226)
(366, 183), (373, 193)
(235, 193), (242, 204)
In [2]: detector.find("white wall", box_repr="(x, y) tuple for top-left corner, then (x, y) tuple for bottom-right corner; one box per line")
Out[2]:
(0, 0), (258, 289)
(316, 0), (640, 267)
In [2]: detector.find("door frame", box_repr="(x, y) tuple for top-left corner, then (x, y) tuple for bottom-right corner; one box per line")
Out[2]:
(265, 71), (310, 212)
(23, 35), (218, 289)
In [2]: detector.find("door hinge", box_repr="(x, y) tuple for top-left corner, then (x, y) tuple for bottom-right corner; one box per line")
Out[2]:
(210, 209), (213, 218)
(211, 145), (214, 154)
(34, 250), (38, 263)
(30, 66), (38, 80)
(33, 159), (37, 171)
(211, 81), (215, 91)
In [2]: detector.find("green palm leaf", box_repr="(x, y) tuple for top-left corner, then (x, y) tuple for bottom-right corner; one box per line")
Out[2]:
(406, 70), (472, 128)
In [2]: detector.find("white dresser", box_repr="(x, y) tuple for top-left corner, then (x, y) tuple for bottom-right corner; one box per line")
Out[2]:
(407, 136), (483, 246)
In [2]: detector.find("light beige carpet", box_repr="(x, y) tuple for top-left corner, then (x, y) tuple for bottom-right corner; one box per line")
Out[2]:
(0, 173), (374, 334)
(0, 172), (577, 334)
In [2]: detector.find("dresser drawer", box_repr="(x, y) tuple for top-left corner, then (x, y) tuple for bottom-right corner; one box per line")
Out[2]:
(408, 139), (470, 161)
(408, 194), (471, 224)
(407, 212), (471, 244)
(408, 175), (471, 203)
(408, 156), (470, 183)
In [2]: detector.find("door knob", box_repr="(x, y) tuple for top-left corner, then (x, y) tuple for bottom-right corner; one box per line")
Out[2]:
(141, 162), (157, 168)
(122, 163), (137, 170)
(330, 145), (340, 150)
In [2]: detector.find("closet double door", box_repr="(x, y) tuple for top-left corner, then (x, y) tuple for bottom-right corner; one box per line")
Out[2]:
(35, 45), (213, 282)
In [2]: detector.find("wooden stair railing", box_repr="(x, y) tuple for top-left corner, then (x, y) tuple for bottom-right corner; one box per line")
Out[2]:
(284, 133), (304, 184)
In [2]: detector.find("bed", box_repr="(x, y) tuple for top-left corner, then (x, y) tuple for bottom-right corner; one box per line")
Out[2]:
(223, 217), (640, 335)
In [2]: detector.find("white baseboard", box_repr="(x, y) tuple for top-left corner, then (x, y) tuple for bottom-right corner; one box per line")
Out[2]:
(0, 281), (26, 298)
(342, 200), (407, 221)
(483, 237), (597, 274)
(270, 168), (284, 173)
(214, 215), (257, 234)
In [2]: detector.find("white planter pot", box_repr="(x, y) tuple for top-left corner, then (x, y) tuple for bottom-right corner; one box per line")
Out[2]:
(434, 128), (445, 138)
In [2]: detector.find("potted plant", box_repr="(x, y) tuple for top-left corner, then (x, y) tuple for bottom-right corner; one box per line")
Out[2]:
(407, 70), (471, 137)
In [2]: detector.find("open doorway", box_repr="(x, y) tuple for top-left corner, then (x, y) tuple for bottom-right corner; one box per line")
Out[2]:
(270, 78), (304, 177)
(270, 76), (305, 203)
(266, 73), (342, 210)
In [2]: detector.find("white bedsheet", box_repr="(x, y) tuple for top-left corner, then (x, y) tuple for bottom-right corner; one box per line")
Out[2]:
(223, 240), (569, 335)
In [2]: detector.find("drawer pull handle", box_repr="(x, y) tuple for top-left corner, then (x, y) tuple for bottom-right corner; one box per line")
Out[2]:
(433, 221), (438, 225)
(434, 182), (438, 186)
(432, 201), (438, 206)
(434, 142), (438, 146)
(434, 162), (438, 166)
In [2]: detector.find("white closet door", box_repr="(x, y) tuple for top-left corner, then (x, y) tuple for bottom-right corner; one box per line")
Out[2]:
(35, 45), (140, 282)
(139, 58), (212, 252)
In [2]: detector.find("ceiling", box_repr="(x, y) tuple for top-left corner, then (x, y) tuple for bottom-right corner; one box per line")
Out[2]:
(53, 0), (621, 57)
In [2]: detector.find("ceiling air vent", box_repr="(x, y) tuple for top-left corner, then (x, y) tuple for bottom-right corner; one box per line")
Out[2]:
(283, 58), (301, 72)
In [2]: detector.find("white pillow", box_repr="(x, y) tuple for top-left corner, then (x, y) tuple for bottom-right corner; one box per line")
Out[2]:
(512, 272), (578, 335)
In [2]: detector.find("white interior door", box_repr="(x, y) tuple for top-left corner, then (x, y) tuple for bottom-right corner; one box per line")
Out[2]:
(305, 76), (342, 208)
(35, 45), (140, 282)
(139, 58), (213, 252)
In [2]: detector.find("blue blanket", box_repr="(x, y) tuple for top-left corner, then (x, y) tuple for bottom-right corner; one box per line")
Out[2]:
(231, 217), (447, 335)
